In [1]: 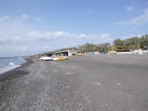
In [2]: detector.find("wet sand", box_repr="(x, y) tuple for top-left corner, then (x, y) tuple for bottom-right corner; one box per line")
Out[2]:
(0, 55), (148, 111)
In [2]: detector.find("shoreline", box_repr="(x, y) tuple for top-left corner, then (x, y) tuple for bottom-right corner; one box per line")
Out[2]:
(0, 57), (33, 82)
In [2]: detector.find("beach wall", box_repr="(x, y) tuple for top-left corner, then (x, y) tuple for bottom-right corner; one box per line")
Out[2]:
(116, 50), (148, 55)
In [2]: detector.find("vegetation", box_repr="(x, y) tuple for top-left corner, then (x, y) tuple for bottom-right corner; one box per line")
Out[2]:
(78, 43), (111, 53)
(43, 34), (148, 55)
(113, 35), (148, 52)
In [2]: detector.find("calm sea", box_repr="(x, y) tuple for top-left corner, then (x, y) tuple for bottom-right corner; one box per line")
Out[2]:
(0, 57), (26, 74)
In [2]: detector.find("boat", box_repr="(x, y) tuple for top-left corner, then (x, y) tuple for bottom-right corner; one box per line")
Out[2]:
(53, 56), (68, 61)
(40, 57), (53, 61)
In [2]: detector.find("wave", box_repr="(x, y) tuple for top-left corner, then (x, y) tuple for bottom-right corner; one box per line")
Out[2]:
(9, 62), (15, 66)
(0, 65), (21, 75)
(0, 57), (26, 75)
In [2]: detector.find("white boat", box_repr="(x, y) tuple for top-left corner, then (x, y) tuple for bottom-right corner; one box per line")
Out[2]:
(40, 57), (53, 61)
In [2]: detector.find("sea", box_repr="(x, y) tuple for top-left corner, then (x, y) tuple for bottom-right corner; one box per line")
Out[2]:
(0, 57), (26, 74)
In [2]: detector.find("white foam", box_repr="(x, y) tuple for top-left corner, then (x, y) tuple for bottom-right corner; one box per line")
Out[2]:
(0, 65), (21, 74)
(9, 62), (15, 66)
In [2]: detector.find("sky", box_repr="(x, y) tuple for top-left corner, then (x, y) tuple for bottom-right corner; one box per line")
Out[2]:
(0, 0), (148, 57)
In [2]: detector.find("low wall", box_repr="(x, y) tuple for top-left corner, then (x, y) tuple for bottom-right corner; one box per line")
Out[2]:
(116, 52), (132, 54)
(116, 50), (148, 54)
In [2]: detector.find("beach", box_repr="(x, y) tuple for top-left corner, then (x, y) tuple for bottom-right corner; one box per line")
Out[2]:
(0, 55), (148, 111)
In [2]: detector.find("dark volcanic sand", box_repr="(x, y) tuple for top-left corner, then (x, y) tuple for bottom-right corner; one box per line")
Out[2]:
(0, 55), (148, 111)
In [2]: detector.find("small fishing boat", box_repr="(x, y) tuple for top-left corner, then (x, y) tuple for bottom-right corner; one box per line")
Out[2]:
(40, 57), (53, 61)
(53, 56), (68, 61)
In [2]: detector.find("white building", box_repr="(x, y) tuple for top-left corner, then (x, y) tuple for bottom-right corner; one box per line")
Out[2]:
(56, 50), (77, 56)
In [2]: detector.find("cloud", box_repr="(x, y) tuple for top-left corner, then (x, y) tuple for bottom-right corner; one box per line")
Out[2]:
(0, 31), (94, 42)
(123, 34), (143, 39)
(0, 29), (113, 44)
(24, 31), (71, 41)
(0, 30), (113, 56)
(24, 31), (112, 43)
(24, 31), (98, 41)
(116, 7), (148, 25)
(0, 16), (10, 22)
(0, 14), (113, 56)
(13, 14), (30, 24)
(20, 14), (30, 20)
(99, 34), (112, 43)
(101, 34), (110, 38)
(126, 6), (134, 12)
(0, 14), (41, 24)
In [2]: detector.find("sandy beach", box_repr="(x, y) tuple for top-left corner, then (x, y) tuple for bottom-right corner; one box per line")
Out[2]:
(0, 54), (148, 111)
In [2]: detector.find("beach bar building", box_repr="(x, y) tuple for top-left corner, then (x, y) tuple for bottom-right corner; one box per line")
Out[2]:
(56, 50), (77, 56)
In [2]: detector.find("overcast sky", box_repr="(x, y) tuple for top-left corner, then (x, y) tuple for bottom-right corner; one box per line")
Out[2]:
(0, 0), (148, 57)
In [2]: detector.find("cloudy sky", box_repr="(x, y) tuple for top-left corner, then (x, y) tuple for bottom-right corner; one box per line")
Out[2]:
(0, 0), (148, 57)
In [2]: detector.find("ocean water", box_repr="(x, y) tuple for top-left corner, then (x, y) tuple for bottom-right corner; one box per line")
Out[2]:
(0, 57), (26, 74)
